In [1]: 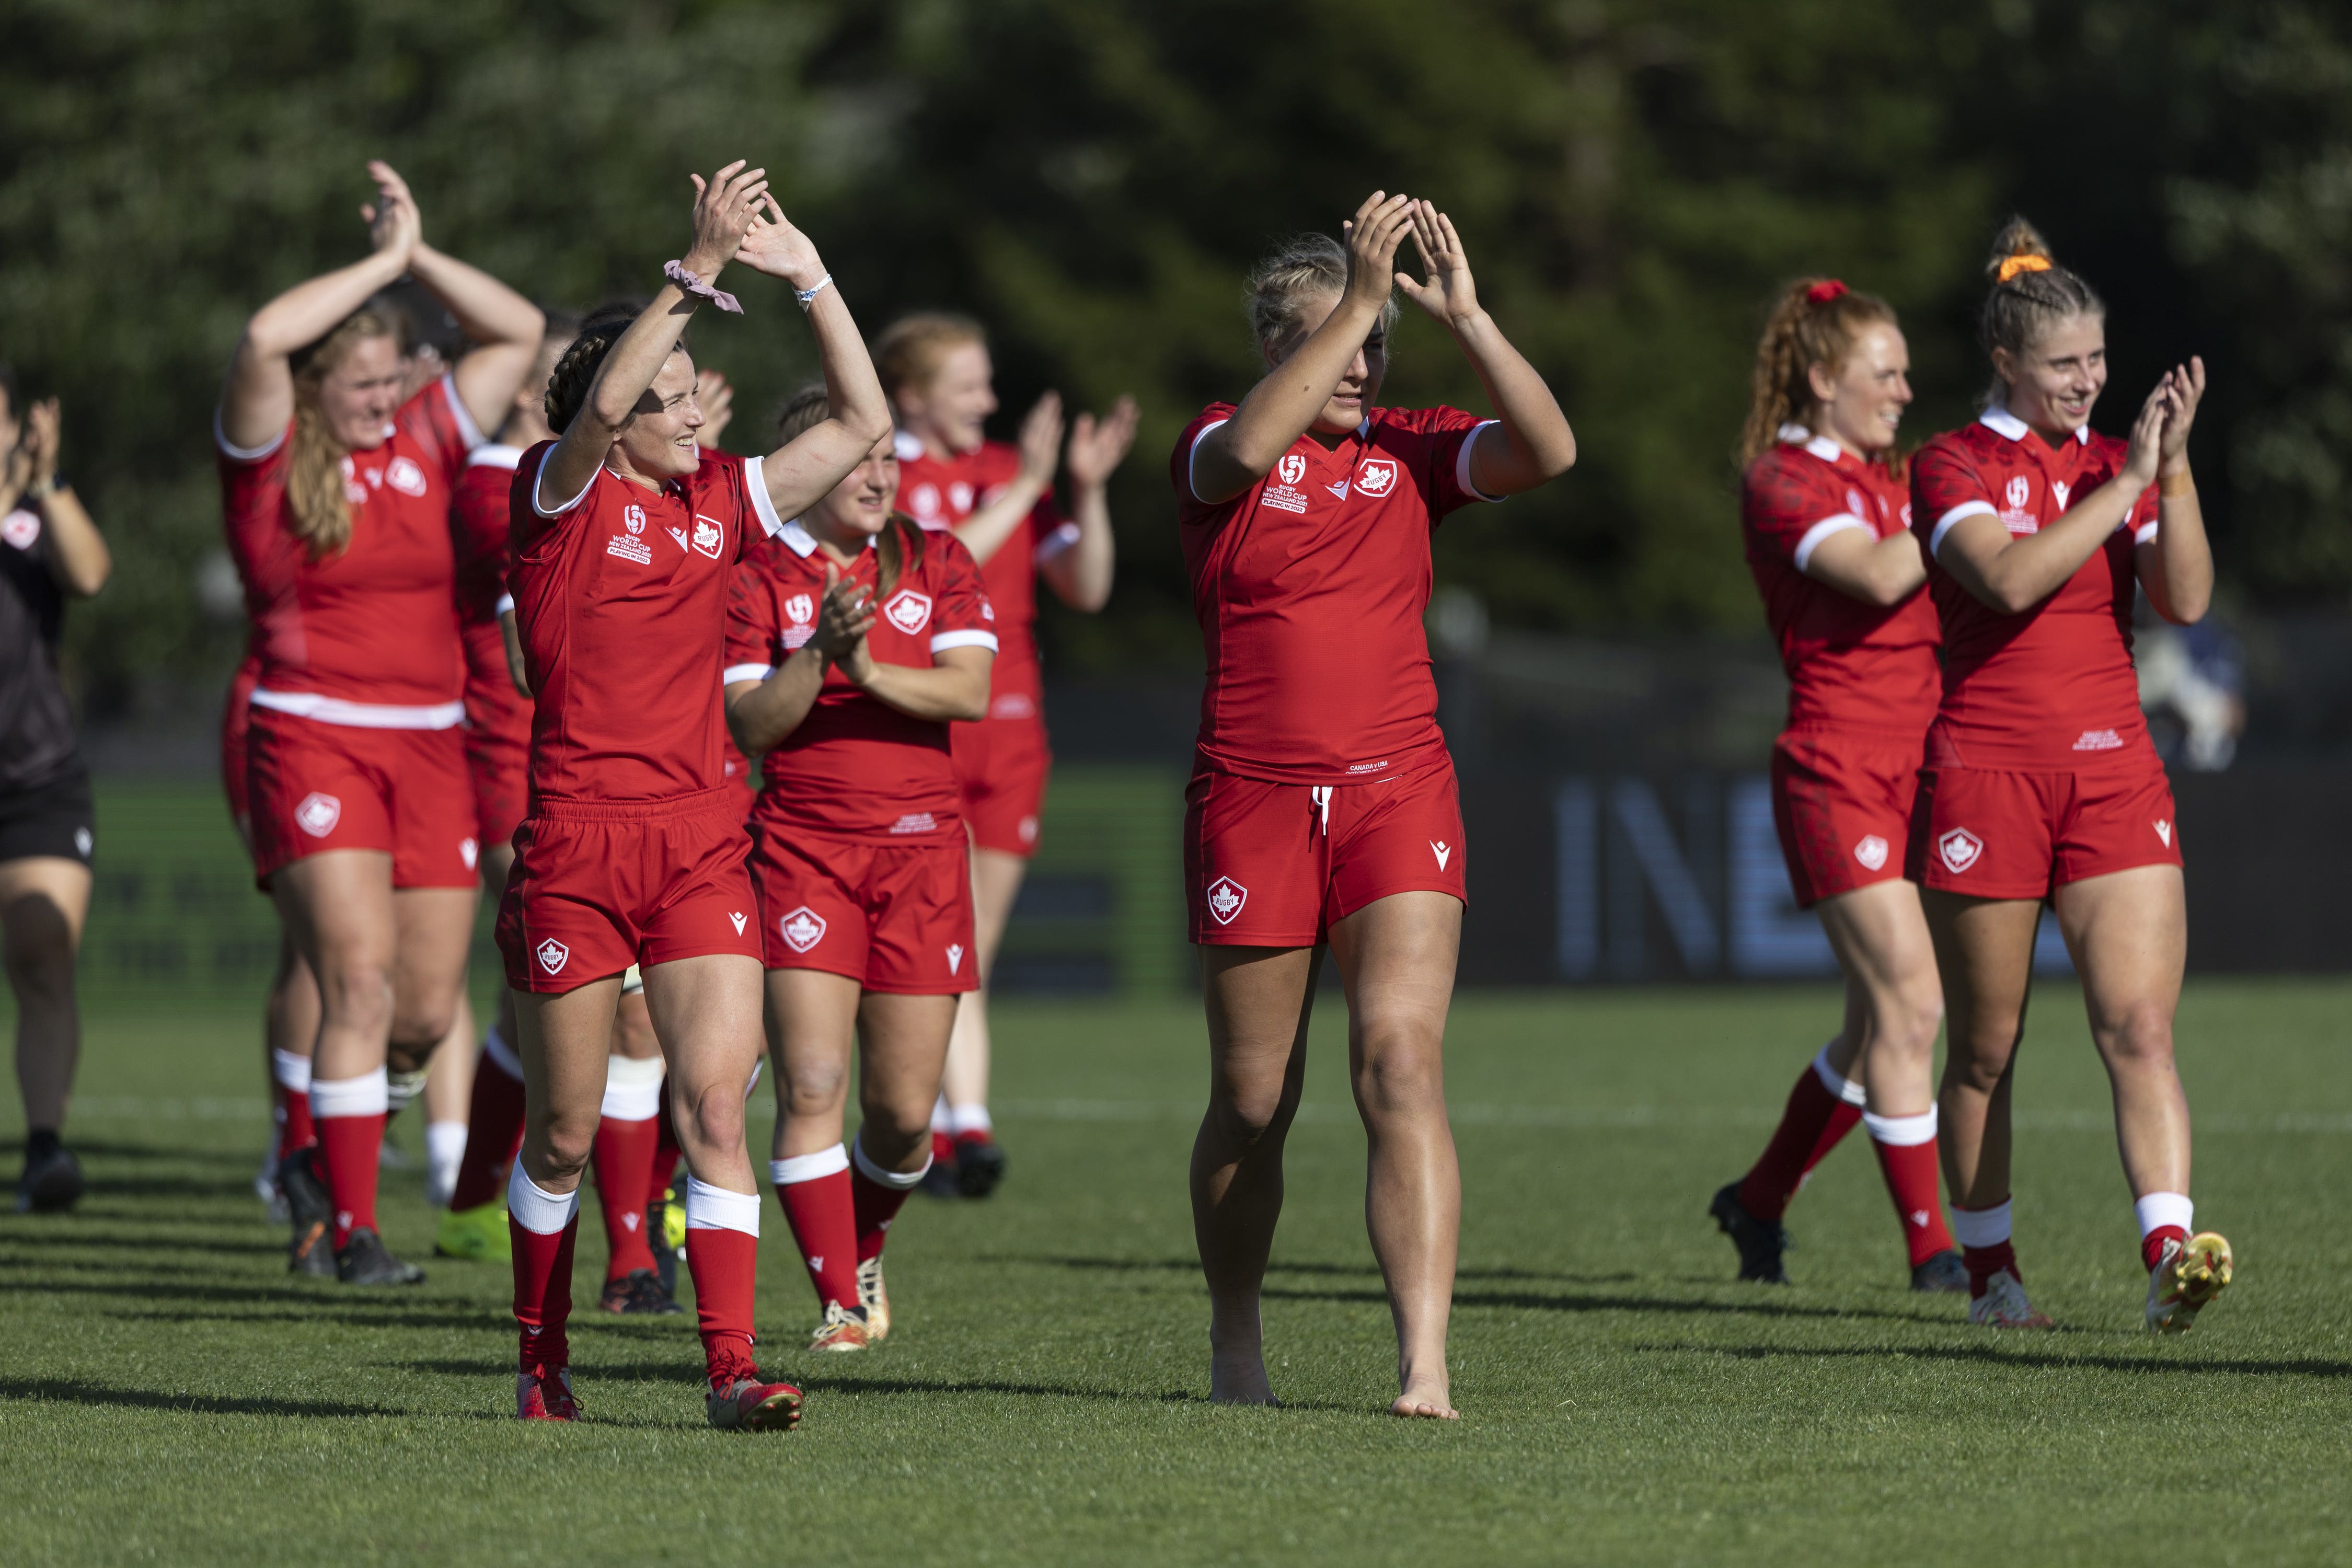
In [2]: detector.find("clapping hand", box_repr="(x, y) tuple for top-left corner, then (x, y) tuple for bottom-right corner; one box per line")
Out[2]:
(1065, 396), (1139, 489)
(733, 195), (827, 294)
(812, 561), (877, 680)
(683, 161), (769, 281)
(360, 160), (422, 263)
(1395, 201), (1481, 329)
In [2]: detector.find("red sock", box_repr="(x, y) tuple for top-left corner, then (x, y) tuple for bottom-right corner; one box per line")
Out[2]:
(684, 1223), (760, 1390)
(511, 1214), (579, 1372)
(591, 1114), (661, 1281)
(314, 1110), (385, 1249)
(851, 1162), (916, 1265)
(774, 1162), (859, 1312)
(449, 1047), (526, 1213)
(274, 1081), (316, 1163)
(930, 1130), (955, 1167)
(1737, 1059), (1859, 1221)
(2140, 1225), (2189, 1273)
(1867, 1132), (1956, 1265)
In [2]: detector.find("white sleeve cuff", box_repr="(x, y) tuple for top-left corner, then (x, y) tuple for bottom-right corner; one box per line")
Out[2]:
(1792, 514), (1871, 573)
(1454, 420), (1504, 503)
(1929, 500), (1999, 560)
(930, 630), (999, 654)
(494, 593), (515, 617)
(1033, 520), (1082, 562)
(2134, 521), (2160, 545)
(532, 443), (597, 518)
(722, 662), (774, 685)
(213, 408), (288, 463)
(743, 454), (786, 538)
(1187, 419), (1230, 503)
(439, 372), (488, 452)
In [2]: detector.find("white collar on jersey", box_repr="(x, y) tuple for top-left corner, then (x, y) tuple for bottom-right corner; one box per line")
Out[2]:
(1979, 402), (2088, 446)
(1775, 422), (1845, 464)
(779, 519), (877, 557)
(892, 429), (925, 462)
(467, 443), (524, 471)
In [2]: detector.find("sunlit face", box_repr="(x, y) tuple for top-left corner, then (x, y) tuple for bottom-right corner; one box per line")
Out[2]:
(613, 350), (705, 481)
(1993, 312), (2107, 437)
(1267, 292), (1386, 435)
(314, 334), (406, 451)
(1808, 320), (1912, 455)
(805, 434), (900, 546)
(898, 341), (996, 456)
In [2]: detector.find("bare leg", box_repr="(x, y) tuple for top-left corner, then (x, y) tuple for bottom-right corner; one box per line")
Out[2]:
(2053, 866), (2192, 1198)
(612, 989), (660, 1061)
(1191, 943), (1319, 1406)
(941, 847), (1026, 1111)
(385, 887), (477, 1075)
(856, 993), (961, 1170)
(767, 969), (862, 1161)
(514, 977), (622, 1193)
(1923, 893), (2042, 1207)
(1328, 891), (1463, 1421)
(1, 858), (92, 1134)
(640, 955), (765, 1196)
(274, 851), (399, 1084)
(1815, 880), (1943, 1119)
(424, 994), (477, 1121)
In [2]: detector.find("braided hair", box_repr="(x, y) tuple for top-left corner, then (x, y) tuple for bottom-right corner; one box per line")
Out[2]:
(543, 300), (688, 434)
(774, 386), (924, 597)
(1977, 217), (2105, 407)
(1736, 278), (1898, 468)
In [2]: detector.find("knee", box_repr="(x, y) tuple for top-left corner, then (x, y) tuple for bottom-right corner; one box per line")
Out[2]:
(1206, 1075), (1296, 1147)
(857, 1088), (933, 1149)
(389, 994), (458, 1055)
(539, 1110), (599, 1180)
(684, 1085), (746, 1151)
(782, 1063), (849, 1124)
(2102, 1002), (2176, 1071)
(1, 908), (75, 1001)
(1354, 1031), (1445, 1121)
(1886, 986), (1945, 1058)
(317, 959), (394, 1030)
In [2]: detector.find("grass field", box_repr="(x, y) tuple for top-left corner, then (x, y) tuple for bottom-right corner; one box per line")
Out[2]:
(4, 982), (2350, 1565)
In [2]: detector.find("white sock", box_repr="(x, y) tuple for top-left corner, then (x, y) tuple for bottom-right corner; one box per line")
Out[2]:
(851, 1131), (929, 1189)
(270, 1048), (312, 1093)
(947, 1102), (993, 1137)
(2134, 1192), (2194, 1241)
(601, 1054), (664, 1121)
(1949, 1197), (2013, 1249)
(508, 1163), (580, 1236)
(1811, 1043), (1867, 1108)
(425, 1120), (468, 1207)
(1862, 1106), (1938, 1146)
(931, 1094), (952, 1134)
(769, 1145), (849, 1186)
(310, 1068), (388, 1119)
(684, 1177), (760, 1236)
(386, 1067), (427, 1116)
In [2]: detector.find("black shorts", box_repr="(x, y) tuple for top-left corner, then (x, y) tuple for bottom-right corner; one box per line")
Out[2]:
(0, 766), (94, 866)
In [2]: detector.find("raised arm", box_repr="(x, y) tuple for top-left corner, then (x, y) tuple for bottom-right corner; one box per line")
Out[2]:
(17, 399), (108, 597)
(537, 161), (769, 512)
(953, 392), (1062, 566)
(2136, 359), (2212, 626)
(365, 162), (544, 436)
(730, 200), (893, 519)
(1191, 192), (1417, 504)
(1935, 385), (2165, 615)
(219, 164), (418, 451)
(1039, 395), (1136, 611)
(1394, 202), (1576, 497)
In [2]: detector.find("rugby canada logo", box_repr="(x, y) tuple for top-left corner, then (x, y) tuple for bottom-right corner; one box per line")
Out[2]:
(386, 456), (428, 497)
(1938, 827), (1984, 875)
(909, 483), (941, 519)
(1277, 454), (1307, 486)
(785, 593), (815, 626)
(691, 516), (724, 559)
(624, 503), (647, 536)
(1355, 457), (1398, 497)
(1846, 487), (1867, 519)
(883, 590), (932, 634)
(1854, 834), (1889, 871)
(949, 482), (975, 513)
(778, 906), (827, 953)
(1204, 876), (1248, 926)
(294, 792), (342, 837)
(1, 511), (38, 550)
(535, 938), (569, 975)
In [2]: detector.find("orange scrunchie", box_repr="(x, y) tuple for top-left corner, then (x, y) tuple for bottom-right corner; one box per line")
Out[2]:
(1997, 253), (2053, 283)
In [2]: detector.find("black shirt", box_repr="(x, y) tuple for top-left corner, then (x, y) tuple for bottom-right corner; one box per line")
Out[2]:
(0, 505), (80, 791)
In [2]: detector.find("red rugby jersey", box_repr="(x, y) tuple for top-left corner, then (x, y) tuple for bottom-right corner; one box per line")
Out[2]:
(1172, 401), (1497, 785)
(452, 445), (530, 749)
(217, 374), (482, 723)
(1741, 426), (1939, 736)
(508, 442), (784, 802)
(893, 434), (1069, 725)
(724, 518), (997, 841)
(1910, 407), (2161, 770)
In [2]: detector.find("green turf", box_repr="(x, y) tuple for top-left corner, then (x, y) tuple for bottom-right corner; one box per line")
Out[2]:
(4, 983), (2350, 1565)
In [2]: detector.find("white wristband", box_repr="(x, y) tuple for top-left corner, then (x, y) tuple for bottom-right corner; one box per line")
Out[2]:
(796, 273), (834, 311)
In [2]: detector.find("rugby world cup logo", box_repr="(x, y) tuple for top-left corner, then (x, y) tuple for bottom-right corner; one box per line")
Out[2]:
(624, 503), (647, 535)
(2004, 477), (2030, 510)
(1277, 454), (1306, 486)
(1938, 827), (1984, 875)
(1205, 876), (1248, 926)
(785, 593), (815, 626)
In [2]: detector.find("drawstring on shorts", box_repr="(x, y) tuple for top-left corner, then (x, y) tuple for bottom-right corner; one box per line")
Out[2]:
(1310, 786), (1332, 836)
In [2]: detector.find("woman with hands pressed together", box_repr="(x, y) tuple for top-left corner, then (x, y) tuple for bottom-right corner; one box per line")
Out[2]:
(495, 162), (891, 1426)
(1906, 219), (2230, 1334)
(724, 390), (996, 1354)
(1173, 193), (1575, 1418)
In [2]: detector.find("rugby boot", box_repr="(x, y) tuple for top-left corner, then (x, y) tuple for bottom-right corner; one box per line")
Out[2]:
(652, 1178), (683, 1295)
(1709, 1181), (1790, 1284)
(1910, 1249), (1969, 1294)
(280, 1146), (337, 1277)
(707, 1375), (803, 1432)
(1967, 1267), (2054, 1329)
(953, 1134), (1008, 1198)
(434, 1198), (511, 1262)
(856, 1253), (891, 1342)
(2147, 1231), (2233, 1333)
(516, 1365), (578, 1422)
(15, 1135), (84, 1214)
(806, 1300), (872, 1353)
(336, 1225), (426, 1286)
(598, 1268), (684, 1316)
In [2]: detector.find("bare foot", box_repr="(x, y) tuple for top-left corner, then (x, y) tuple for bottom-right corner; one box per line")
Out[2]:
(1391, 1370), (1457, 1420)
(1209, 1340), (1278, 1405)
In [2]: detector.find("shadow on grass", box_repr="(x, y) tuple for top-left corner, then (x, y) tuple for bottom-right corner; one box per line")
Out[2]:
(1261, 1284), (1930, 1324)
(396, 1358), (1344, 1410)
(0, 1230), (285, 1257)
(0, 1376), (401, 1419)
(991, 1254), (1639, 1286)
(1644, 1341), (2352, 1379)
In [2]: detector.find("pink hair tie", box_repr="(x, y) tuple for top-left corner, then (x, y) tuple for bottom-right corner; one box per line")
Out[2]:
(663, 260), (743, 315)
(1806, 279), (1849, 305)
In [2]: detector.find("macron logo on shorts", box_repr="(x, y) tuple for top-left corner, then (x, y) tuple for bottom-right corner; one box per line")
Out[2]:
(535, 938), (569, 975)
(2155, 818), (2172, 847)
(730, 911), (747, 935)
(947, 944), (964, 975)
(1431, 840), (1452, 871)
(1938, 827), (1983, 875)
(294, 792), (341, 838)
(1205, 877), (1248, 926)
(779, 907), (827, 953)
(1854, 835), (1889, 871)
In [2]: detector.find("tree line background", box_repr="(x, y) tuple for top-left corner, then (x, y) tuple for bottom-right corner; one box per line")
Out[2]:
(4, 0), (2349, 722)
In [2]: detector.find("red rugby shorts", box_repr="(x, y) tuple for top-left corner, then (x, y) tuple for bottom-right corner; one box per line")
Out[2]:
(245, 709), (479, 891)
(749, 826), (976, 995)
(1769, 727), (1925, 909)
(953, 713), (1052, 858)
(1906, 760), (2182, 901)
(496, 787), (761, 994)
(1184, 753), (1466, 946)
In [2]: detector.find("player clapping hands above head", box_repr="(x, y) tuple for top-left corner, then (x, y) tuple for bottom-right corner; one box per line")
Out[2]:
(1177, 194), (1575, 1419)
(216, 161), (543, 1285)
(724, 391), (997, 1352)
